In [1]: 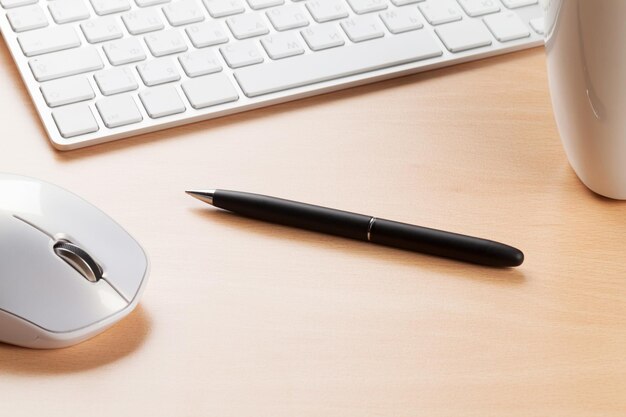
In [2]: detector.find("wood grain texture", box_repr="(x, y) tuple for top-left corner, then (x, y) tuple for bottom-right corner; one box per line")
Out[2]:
(2, 38), (626, 416)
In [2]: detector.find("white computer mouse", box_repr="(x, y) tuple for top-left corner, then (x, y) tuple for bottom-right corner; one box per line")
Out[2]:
(0, 173), (149, 348)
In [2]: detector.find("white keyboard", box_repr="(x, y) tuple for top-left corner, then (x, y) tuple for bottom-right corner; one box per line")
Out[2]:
(0, 0), (544, 150)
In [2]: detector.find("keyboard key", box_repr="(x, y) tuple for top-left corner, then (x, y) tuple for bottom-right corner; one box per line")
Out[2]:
(139, 85), (186, 118)
(266, 4), (308, 31)
(103, 37), (146, 65)
(483, 12), (530, 42)
(220, 40), (263, 68)
(96, 95), (143, 128)
(137, 57), (181, 86)
(501, 0), (537, 9)
(178, 49), (222, 76)
(7, 5), (48, 32)
(94, 67), (138, 95)
(181, 73), (238, 109)
(40, 76), (94, 107)
(379, 8), (423, 34)
(135, 0), (169, 6)
(418, 0), (462, 25)
(246, 0), (282, 10)
(346, 0), (387, 15)
(435, 20), (492, 52)
(145, 29), (187, 56)
(122, 9), (164, 35)
(235, 31), (442, 97)
(48, 0), (90, 24)
(18, 26), (80, 56)
(0, 0), (36, 9)
(163, 0), (204, 26)
(80, 17), (124, 43)
(185, 21), (229, 47)
(203, 0), (244, 17)
(226, 13), (269, 39)
(29, 47), (103, 81)
(301, 23), (344, 51)
(261, 32), (304, 59)
(340, 16), (384, 42)
(52, 103), (99, 138)
(305, 0), (348, 23)
(457, 0), (499, 17)
(90, 0), (130, 15)
(529, 17), (544, 35)
(390, 0), (421, 5)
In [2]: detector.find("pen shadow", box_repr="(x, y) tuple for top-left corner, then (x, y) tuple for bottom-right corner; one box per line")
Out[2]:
(0, 305), (152, 375)
(190, 208), (526, 285)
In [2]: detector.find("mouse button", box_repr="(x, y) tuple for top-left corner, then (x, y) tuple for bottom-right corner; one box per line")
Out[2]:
(94, 238), (148, 301)
(0, 175), (44, 215)
(29, 182), (148, 301)
(0, 215), (52, 287)
(0, 217), (128, 333)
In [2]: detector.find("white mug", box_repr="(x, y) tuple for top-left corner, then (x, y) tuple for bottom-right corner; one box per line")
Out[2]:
(543, 0), (626, 199)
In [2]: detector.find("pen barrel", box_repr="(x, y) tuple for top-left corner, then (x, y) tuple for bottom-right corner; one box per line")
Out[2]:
(214, 190), (372, 240)
(369, 219), (523, 267)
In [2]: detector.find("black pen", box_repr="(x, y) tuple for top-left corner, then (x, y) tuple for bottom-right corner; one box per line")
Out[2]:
(186, 189), (524, 267)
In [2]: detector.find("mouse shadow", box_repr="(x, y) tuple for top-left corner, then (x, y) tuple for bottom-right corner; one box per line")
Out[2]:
(0, 305), (151, 375)
(190, 208), (526, 285)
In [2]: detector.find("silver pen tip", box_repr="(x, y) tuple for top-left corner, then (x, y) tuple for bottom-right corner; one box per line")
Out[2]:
(185, 190), (216, 205)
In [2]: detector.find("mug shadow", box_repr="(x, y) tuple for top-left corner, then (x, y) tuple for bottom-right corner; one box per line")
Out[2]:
(0, 305), (151, 375)
(189, 208), (526, 285)
(559, 164), (626, 205)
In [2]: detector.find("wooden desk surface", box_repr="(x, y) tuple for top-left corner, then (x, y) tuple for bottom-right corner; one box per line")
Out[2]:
(2, 41), (626, 416)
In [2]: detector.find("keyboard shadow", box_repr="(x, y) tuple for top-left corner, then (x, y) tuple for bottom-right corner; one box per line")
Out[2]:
(49, 47), (543, 160)
(189, 207), (526, 285)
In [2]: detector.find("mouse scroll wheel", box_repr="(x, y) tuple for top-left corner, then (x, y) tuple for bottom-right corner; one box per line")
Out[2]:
(53, 241), (103, 283)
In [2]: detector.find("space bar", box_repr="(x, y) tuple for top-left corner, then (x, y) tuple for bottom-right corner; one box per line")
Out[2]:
(234, 31), (443, 98)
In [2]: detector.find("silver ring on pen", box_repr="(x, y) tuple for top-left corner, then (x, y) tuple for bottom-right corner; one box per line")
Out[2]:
(367, 217), (376, 242)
